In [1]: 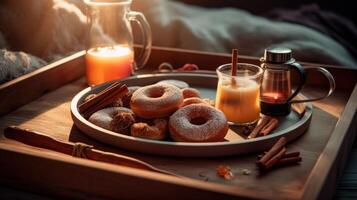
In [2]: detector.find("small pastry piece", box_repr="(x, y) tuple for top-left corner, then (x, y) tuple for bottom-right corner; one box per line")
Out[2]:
(130, 83), (183, 119)
(182, 97), (211, 107)
(122, 86), (141, 108)
(88, 107), (134, 134)
(112, 98), (123, 107)
(169, 104), (228, 142)
(110, 112), (136, 135)
(181, 88), (201, 99)
(157, 79), (189, 89)
(131, 118), (168, 140)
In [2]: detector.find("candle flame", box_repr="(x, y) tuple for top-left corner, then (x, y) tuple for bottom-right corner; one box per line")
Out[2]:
(88, 45), (132, 57)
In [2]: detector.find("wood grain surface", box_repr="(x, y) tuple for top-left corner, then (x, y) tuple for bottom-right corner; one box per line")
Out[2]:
(0, 76), (342, 200)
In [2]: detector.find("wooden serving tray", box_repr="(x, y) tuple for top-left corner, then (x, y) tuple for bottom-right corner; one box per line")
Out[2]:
(0, 47), (356, 200)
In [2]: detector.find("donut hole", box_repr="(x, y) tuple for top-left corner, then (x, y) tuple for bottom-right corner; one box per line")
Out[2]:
(147, 87), (165, 98)
(190, 116), (208, 125)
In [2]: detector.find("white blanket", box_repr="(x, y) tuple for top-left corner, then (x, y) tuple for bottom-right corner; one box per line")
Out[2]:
(133, 0), (356, 67)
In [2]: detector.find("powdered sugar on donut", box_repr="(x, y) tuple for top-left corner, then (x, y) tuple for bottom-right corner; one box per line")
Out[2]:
(169, 104), (228, 142)
(157, 79), (189, 89)
(131, 83), (183, 118)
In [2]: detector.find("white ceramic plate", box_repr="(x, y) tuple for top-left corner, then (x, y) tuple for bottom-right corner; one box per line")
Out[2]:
(71, 72), (312, 157)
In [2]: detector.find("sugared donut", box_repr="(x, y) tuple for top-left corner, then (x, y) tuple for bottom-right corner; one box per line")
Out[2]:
(157, 79), (189, 89)
(169, 104), (228, 142)
(181, 88), (200, 99)
(130, 83), (183, 119)
(131, 118), (168, 140)
(182, 97), (211, 107)
(88, 107), (134, 134)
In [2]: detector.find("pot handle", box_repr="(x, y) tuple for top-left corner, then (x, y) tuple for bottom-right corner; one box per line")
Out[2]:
(128, 11), (152, 70)
(286, 62), (307, 102)
(290, 66), (335, 103)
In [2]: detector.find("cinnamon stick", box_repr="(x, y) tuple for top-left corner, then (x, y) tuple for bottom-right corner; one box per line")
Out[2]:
(231, 49), (238, 77)
(257, 137), (286, 167)
(276, 156), (302, 167)
(247, 116), (271, 139)
(79, 83), (128, 119)
(257, 155), (302, 169)
(263, 147), (286, 170)
(260, 118), (279, 136)
(282, 151), (300, 158)
(231, 49), (238, 85)
(257, 151), (300, 159)
(79, 81), (121, 113)
(256, 137), (303, 171)
(82, 87), (127, 118)
(4, 126), (179, 177)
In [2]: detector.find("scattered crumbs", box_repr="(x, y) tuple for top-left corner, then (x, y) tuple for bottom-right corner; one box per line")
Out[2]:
(198, 171), (207, 177)
(241, 169), (251, 175)
(217, 165), (234, 180)
(198, 171), (209, 182)
(224, 171), (234, 180)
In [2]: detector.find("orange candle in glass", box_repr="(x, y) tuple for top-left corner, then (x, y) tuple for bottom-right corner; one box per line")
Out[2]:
(85, 45), (134, 86)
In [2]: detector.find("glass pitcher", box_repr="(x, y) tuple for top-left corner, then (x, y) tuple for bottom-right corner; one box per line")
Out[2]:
(84, 0), (152, 86)
(260, 47), (336, 116)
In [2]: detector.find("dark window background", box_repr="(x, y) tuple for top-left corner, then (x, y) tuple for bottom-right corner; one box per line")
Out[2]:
(176, 0), (356, 25)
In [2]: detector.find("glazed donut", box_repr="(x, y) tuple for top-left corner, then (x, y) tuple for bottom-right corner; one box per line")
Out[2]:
(157, 79), (189, 89)
(169, 104), (228, 142)
(88, 107), (135, 134)
(182, 97), (211, 107)
(130, 83), (183, 119)
(131, 118), (168, 140)
(181, 88), (200, 99)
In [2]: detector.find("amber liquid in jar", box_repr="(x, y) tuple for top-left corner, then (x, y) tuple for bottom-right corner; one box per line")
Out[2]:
(215, 79), (260, 124)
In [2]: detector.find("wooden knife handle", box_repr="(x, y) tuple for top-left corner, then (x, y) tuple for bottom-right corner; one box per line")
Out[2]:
(4, 126), (180, 177)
